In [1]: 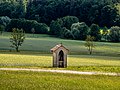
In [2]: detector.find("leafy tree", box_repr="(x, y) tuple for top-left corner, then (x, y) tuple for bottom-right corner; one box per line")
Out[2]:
(90, 24), (101, 41)
(11, 4), (25, 18)
(71, 22), (89, 40)
(71, 28), (80, 39)
(1, 0), (119, 28)
(6, 19), (48, 34)
(49, 16), (79, 36)
(0, 0), (17, 3)
(0, 2), (14, 18)
(88, 5), (101, 26)
(78, 0), (94, 26)
(49, 19), (63, 36)
(100, 5), (118, 27)
(31, 28), (35, 37)
(0, 16), (11, 27)
(108, 26), (120, 42)
(13, 0), (25, 18)
(0, 2), (24, 18)
(0, 24), (5, 35)
(62, 16), (79, 29)
(101, 26), (110, 41)
(60, 27), (73, 39)
(10, 28), (25, 52)
(85, 35), (95, 55)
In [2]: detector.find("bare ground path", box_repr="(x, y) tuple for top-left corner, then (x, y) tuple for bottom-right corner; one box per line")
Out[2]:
(0, 68), (120, 76)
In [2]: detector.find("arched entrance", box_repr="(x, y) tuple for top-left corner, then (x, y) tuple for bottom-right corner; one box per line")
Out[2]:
(59, 50), (64, 67)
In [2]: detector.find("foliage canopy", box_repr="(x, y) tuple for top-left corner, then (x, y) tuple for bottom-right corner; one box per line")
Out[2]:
(10, 28), (25, 52)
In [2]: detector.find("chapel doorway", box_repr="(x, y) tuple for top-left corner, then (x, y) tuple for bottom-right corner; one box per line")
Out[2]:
(59, 50), (64, 67)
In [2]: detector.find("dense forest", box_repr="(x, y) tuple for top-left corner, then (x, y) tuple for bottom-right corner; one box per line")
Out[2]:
(0, 0), (120, 42)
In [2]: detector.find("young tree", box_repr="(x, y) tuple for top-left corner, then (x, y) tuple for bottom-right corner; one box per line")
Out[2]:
(10, 28), (25, 52)
(0, 25), (5, 35)
(85, 35), (95, 55)
(31, 28), (35, 37)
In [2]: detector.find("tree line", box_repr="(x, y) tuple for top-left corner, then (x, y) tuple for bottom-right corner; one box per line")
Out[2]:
(0, 0), (120, 27)
(26, 0), (120, 27)
(49, 16), (120, 42)
(0, 0), (120, 42)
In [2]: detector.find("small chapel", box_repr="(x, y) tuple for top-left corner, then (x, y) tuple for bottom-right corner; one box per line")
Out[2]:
(51, 43), (69, 68)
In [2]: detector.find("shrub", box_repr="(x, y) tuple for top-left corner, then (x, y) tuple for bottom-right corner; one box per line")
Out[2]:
(49, 19), (63, 36)
(108, 26), (120, 42)
(62, 16), (79, 29)
(6, 19), (48, 34)
(60, 27), (73, 39)
(0, 16), (11, 27)
(49, 16), (79, 36)
(71, 22), (89, 40)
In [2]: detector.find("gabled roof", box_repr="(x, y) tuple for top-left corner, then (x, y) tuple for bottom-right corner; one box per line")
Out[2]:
(51, 44), (69, 52)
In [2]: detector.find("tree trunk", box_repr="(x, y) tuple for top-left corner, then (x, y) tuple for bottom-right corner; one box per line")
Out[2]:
(16, 46), (19, 52)
(1, 31), (2, 35)
(90, 51), (92, 55)
(89, 47), (92, 55)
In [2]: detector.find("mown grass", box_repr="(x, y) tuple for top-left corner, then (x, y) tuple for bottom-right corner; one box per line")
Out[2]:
(0, 32), (120, 56)
(0, 52), (120, 72)
(0, 31), (120, 90)
(0, 33), (120, 72)
(0, 71), (120, 90)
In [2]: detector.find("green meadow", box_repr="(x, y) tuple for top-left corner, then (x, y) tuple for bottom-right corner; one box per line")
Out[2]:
(0, 33), (120, 90)
(0, 32), (120, 55)
(0, 1), (120, 90)
(0, 53), (120, 72)
(0, 71), (120, 90)
(0, 33), (120, 72)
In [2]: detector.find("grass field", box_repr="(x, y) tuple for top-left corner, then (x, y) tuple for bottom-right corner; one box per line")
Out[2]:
(0, 32), (120, 56)
(0, 49), (120, 72)
(0, 32), (120, 90)
(0, 32), (120, 72)
(0, 71), (120, 90)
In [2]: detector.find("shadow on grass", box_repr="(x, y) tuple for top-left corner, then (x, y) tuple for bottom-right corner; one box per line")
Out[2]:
(0, 50), (51, 56)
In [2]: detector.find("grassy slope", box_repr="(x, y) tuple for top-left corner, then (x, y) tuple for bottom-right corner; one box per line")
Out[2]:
(0, 71), (120, 90)
(0, 33), (120, 72)
(0, 50), (120, 72)
(0, 29), (120, 90)
(0, 33), (120, 56)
